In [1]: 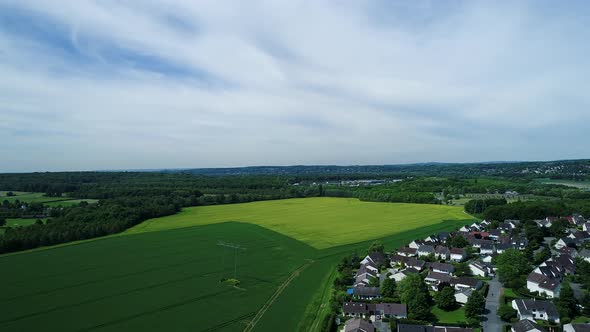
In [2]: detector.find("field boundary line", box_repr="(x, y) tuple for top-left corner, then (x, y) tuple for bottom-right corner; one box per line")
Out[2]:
(243, 259), (314, 332)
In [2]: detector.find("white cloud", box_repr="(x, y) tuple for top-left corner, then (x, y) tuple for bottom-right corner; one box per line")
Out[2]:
(1, 0), (589, 171)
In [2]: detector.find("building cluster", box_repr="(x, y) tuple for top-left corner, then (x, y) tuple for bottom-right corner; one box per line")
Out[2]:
(339, 213), (590, 332)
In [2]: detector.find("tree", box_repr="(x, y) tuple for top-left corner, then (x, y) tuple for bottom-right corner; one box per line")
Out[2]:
(435, 286), (456, 311)
(495, 249), (531, 288)
(6, 191), (14, 197)
(534, 246), (551, 265)
(381, 277), (398, 299)
(399, 273), (433, 321)
(454, 262), (470, 277)
(556, 281), (578, 320)
(549, 219), (569, 237)
(0, 217), (5, 226)
(581, 292), (590, 317)
(465, 291), (485, 319)
(446, 236), (469, 249)
(369, 276), (380, 287)
(497, 303), (517, 322)
(368, 241), (384, 254)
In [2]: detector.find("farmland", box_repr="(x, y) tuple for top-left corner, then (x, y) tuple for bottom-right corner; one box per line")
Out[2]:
(0, 198), (476, 332)
(0, 192), (98, 206)
(128, 197), (472, 249)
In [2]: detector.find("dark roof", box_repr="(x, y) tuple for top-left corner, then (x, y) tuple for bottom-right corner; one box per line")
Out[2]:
(429, 262), (454, 272)
(435, 245), (450, 254)
(451, 277), (482, 288)
(526, 272), (560, 291)
(353, 287), (381, 297)
(513, 299), (559, 318)
(398, 324), (434, 332)
(568, 324), (590, 332)
(418, 245), (435, 253)
(343, 302), (370, 315)
(434, 327), (474, 332)
(399, 247), (417, 254)
(376, 303), (407, 316)
(368, 252), (386, 265)
(407, 258), (426, 268)
(425, 271), (452, 283)
(345, 318), (375, 332)
(450, 248), (466, 255)
(512, 319), (547, 332)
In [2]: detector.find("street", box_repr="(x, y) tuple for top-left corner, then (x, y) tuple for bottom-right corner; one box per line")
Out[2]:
(483, 275), (502, 332)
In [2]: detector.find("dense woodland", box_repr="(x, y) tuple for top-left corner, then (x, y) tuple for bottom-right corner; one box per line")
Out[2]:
(1, 160), (590, 254)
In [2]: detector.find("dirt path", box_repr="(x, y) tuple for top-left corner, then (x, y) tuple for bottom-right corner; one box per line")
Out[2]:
(243, 260), (313, 332)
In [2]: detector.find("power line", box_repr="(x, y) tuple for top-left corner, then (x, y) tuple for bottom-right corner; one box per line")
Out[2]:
(217, 241), (247, 279)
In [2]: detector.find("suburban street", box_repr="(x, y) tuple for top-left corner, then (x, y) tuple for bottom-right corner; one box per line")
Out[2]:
(483, 275), (502, 332)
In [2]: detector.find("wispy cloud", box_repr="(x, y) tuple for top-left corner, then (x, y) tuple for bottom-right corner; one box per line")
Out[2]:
(1, 0), (589, 171)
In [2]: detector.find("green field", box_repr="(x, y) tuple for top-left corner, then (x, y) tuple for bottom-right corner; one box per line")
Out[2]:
(539, 179), (590, 189)
(0, 192), (98, 206)
(1, 198), (476, 332)
(128, 197), (471, 249)
(432, 306), (466, 324)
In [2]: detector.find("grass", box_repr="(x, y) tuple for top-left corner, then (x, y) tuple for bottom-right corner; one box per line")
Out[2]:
(502, 288), (518, 299)
(538, 178), (590, 189)
(432, 306), (466, 324)
(128, 197), (474, 249)
(0, 197), (477, 332)
(0, 192), (98, 206)
(573, 316), (590, 323)
(5, 218), (48, 227)
(0, 222), (316, 332)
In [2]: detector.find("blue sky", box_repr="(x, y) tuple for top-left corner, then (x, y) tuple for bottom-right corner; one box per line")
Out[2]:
(1, 1), (589, 172)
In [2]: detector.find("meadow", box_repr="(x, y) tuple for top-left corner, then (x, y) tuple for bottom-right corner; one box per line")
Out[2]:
(1, 197), (476, 331)
(0, 192), (98, 206)
(128, 197), (471, 249)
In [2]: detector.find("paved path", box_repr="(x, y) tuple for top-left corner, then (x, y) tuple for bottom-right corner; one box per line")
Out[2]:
(483, 275), (502, 332)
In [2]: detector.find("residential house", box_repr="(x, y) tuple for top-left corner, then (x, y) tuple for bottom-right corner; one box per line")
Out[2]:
(511, 319), (547, 332)
(418, 245), (435, 258)
(583, 223), (590, 232)
(354, 264), (378, 287)
(481, 254), (494, 263)
(454, 288), (473, 305)
(469, 261), (494, 277)
(438, 232), (451, 242)
(506, 219), (521, 229)
(409, 240), (426, 250)
(361, 252), (386, 267)
(579, 249), (590, 263)
(560, 247), (578, 258)
(406, 258), (426, 271)
(429, 262), (455, 275)
(375, 303), (408, 319)
(344, 318), (375, 332)
(568, 231), (590, 243)
(424, 271), (452, 291)
(450, 277), (483, 291)
(480, 244), (496, 255)
(450, 248), (467, 262)
(435, 246), (451, 260)
(424, 235), (439, 243)
(511, 236), (529, 250)
(352, 287), (381, 300)
(488, 229), (502, 241)
(555, 237), (578, 250)
(512, 299), (560, 323)
(397, 324), (473, 332)
(526, 273), (561, 298)
(391, 270), (411, 282)
(496, 243), (514, 254)
(563, 323), (590, 332)
(398, 247), (418, 257)
(343, 302), (372, 317)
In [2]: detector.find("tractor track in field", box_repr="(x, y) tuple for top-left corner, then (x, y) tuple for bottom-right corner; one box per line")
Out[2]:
(243, 260), (314, 332)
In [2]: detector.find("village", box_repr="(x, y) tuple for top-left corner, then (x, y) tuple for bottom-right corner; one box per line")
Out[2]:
(336, 215), (590, 332)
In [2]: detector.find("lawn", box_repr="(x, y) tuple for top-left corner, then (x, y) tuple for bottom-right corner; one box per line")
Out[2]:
(0, 192), (98, 206)
(127, 197), (475, 249)
(44, 199), (99, 207)
(432, 306), (466, 324)
(0, 222), (316, 332)
(5, 218), (48, 227)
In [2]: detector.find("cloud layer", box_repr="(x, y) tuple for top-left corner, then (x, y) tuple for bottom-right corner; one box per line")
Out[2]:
(1, 0), (589, 172)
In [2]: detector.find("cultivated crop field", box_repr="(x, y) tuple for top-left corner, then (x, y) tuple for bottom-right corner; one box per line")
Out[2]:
(1, 198), (476, 332)
(128, 197), (470, 249)
(0, 223), (315, 332)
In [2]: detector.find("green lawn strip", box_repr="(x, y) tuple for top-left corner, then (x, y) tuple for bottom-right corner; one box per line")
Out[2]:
(301, 266), (339, 332)
(432, 306), (466, 324)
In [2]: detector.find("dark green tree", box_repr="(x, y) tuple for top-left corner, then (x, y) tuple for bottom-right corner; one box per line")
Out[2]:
(497, 304), (517, 322)
(495, 249), (531, 288)
(368, 241), (384, 254)
(454, 262), (470, 277)
(435, 286), (456, 311)
(399, 273), (433, 321)
(446, 236), (469, 249)
(0, 216), (6, 226)
(465, 291), (485, 319)
(556, 281), (578, 320)
(381, 277), (398, 299)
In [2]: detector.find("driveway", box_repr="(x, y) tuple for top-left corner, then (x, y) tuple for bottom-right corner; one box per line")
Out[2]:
(483, 275), (502, 332)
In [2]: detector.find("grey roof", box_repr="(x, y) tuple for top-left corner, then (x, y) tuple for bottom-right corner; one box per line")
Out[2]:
(527, 272), (560, 291)
(418, 245), (435, 253)
(425, 271), (452, 283)
(450, 248), (466, 255)
(398, 324), (435, 332)
(513, 299), (559, 318)
(512, 319), (547, 332)
(579, 249), (590, 258)
(429, 262), (454, 272)
(345, 318), (375, 332)
(376, 303), (407, 316)
(451, 277), (482, 288)
(343, 302), (371, 315)
(567, 324), (590, 332)
(353, 287), (381, 297)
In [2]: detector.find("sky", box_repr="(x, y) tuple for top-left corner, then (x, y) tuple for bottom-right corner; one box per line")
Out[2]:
(1, 0), (590, 172)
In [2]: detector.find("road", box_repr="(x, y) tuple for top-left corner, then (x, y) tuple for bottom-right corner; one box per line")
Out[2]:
(483, 275), (502, 332)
